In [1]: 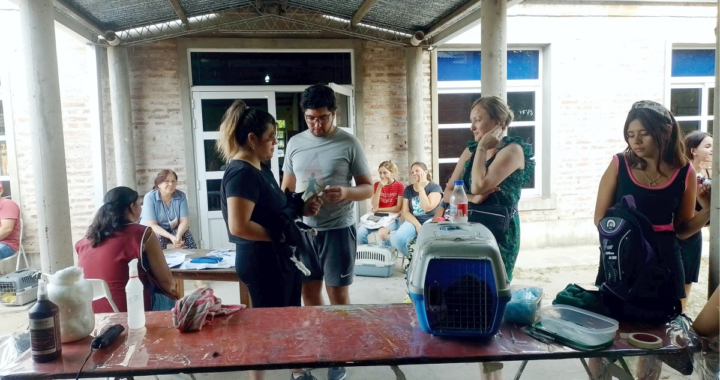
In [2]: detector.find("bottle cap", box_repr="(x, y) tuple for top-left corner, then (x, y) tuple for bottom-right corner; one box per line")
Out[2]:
(37, 278), (48, 300)
(454, 180), (464, 186)
(128, 258), (139, 277)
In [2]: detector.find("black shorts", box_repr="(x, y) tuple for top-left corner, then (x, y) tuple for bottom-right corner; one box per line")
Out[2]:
(299, 226), (357, 287)
(235, 242), (301, 308)
(678, 231), (703, 284)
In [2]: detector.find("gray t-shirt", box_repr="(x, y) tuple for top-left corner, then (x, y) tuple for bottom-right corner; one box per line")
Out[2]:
(403, 183), (443, 224)
(283, 128), (371, 230)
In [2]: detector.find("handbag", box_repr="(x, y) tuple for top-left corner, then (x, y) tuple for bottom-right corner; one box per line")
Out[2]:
(467, 203), (515, 244)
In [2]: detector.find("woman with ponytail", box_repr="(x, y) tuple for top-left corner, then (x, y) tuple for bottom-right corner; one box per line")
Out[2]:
(77, 186), (180, 313)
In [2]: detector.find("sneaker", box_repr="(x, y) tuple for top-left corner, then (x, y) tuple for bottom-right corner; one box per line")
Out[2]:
(403, 294), (412, 304)
(327, 367), (347, 380)
(291, 370), (318, 380)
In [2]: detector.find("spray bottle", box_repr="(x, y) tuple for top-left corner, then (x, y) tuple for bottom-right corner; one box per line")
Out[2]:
(28, 279), (62, 363)
(125, 259), (145, 329)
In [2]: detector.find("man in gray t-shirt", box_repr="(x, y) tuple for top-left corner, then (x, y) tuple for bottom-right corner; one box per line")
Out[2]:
(281, 84), (372, 310)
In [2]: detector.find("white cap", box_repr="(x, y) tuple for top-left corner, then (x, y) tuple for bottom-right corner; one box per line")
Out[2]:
(128, 258), (139, 277)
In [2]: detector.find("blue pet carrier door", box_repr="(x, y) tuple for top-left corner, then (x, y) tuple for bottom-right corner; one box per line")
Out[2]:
(423, 258), (499, 334)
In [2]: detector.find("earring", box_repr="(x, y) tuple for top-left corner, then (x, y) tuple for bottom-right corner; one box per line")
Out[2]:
(251, 144), (255, 150)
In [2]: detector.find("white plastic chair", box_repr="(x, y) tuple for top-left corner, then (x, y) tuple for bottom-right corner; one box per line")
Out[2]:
(87, 278), (119, 313)
(0, 218), (29, 271)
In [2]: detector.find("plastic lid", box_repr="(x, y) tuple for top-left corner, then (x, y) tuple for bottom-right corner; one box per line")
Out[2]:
(454, 180), (464, 186)
(37, 278), (48, 300)
(128, 258), (138, 276)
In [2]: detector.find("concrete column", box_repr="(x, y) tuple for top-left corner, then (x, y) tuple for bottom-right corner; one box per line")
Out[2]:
(18, 0), (74, 273)
(406, 46), (425, 165)
(108, 46), (137, 188)
(709, 8), (720, 296)
(87, 45), (106, 209)
(480, 0), (508, 101)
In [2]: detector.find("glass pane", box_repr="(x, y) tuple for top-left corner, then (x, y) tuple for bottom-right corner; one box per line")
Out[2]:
(207, 179), (222, 211)
(438, 50), (539, 81)
(709, 88), (715, 116)
(507, 92), (536, 122)
(438, 93), (481, 124)
(439, 129), (472, 159)
(672, 49), (715, 77)
(507, 50), (540, 80)
(0, 100), (5, 136)
(439, 163), (456, 190)
(1, 180), (10, 198)
(708, 120), (713, 136)
(671, 89), (701, 116)
(334, 92), (350, 130)
(201, 98), (268, 132)
(191, 52), (352, 86)
(508, 126), (535, 189)
(204, 140), (223, 172)
(679, 120), (700, 135)
(0, 141), (8, 177)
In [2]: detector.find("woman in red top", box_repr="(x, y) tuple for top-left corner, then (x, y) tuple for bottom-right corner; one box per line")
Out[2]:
(77, 186), (180, 313)
(357, 161), (405, 247)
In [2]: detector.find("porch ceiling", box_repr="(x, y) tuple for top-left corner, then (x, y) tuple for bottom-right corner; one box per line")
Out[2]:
(54, 0), (490, 46)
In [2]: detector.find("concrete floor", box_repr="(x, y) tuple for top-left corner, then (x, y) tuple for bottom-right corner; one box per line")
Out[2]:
(0, 245), (706, 379)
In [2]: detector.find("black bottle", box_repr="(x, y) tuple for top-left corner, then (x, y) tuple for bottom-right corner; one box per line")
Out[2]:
(28, 279), (62, 363)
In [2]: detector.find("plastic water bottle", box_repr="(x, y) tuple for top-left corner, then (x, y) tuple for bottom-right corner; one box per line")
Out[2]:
(449, 180), (468, 224)
(126, 259), (145, 329)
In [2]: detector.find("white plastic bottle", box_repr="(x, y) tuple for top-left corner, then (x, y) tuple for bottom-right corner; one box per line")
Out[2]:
(449, 180), (468, 224)
(125, 258), (146, 329)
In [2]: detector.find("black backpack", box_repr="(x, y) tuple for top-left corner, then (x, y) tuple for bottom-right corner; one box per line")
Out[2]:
(595, 195), (682, 323)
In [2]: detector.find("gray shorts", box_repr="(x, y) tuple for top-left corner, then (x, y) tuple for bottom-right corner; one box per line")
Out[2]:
(299, 225), (357, 287)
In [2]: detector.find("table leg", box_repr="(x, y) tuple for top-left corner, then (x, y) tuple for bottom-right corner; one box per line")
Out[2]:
(512, 360), (528, 380)
(239, 281), (252, 308)
(176, 278), (185, 297)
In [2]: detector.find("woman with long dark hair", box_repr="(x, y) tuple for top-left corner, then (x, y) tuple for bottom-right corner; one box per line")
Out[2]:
(216, 100), (322, 380)
(77, 186), (180, 313)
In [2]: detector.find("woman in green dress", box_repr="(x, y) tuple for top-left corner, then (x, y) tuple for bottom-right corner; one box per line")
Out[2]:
(434, 96), (534, 282)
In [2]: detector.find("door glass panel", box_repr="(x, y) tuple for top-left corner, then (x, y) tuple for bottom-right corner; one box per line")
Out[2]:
(439, 128), (471, 159)
(334, 92), (350, 130)
(708, 121), (713, 136)
(507, 92), (536, 122)
(201, 98), (269, 132)
(0, 100), (5, 136)
(709, 88), (715, 116)
(206, 179), (222, 211)
(679, 120), (700, 135)
(204, 140), (223, 172)
(671, 88), (701, 116)
(1, 180), (9, 198)
(438, 163), (456, 190)
(438, 93), (481, 124)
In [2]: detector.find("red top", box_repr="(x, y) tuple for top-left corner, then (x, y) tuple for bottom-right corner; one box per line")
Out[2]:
(76, 224), (152, 313)
(374, 180), (405, 209)
(0, 198), (21, 252)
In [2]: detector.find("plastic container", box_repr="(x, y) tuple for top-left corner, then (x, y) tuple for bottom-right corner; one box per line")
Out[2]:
(355, 244), (397, 278)
(503, 285), (543, 325)
(536, 305), (618, 348)
(448, 180), (468, 224)
(47, 267), (95, 343)
(407, 222), (510, 337)
(126, 259), (146, 330)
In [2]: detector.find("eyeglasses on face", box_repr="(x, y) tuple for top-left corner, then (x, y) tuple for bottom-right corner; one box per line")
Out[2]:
(304, 114), (332, 124)
(164, 180), (178, 185)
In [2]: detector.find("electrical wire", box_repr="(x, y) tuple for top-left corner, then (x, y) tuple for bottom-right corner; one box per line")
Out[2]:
(74, 348), (94, 380)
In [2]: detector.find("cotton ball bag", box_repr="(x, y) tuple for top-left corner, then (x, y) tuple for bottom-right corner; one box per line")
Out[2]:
(47, 267), (95, 343)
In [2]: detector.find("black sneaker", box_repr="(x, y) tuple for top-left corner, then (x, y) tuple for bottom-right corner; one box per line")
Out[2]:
(291, 370), (318, 380)
(327, 367), (347, 380)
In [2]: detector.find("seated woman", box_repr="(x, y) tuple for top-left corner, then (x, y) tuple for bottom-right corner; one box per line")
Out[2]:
(434, 96), (534, 282)
(140, 169), (197, 250)
(391, 162), (442, 257)
(77, 186), (180, 313)
(357, 160), (405, 247)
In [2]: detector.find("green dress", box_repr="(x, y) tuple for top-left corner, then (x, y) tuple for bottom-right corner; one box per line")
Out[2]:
(461, 136), (535, 281)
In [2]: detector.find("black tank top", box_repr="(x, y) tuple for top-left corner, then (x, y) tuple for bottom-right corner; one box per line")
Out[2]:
(614, 154), (690, 230)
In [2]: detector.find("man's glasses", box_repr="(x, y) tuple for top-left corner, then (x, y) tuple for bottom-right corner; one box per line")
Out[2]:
(305, 114), (332, 124)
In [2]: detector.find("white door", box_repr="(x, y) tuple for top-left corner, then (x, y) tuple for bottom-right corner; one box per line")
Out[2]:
(192, 91), (278, 249)
(329, 83), (355, 134)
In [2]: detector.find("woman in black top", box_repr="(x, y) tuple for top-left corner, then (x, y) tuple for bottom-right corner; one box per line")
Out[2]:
(216, 101), (322, 380)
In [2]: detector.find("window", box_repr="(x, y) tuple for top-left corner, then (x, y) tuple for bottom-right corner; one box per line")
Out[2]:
(670, 49), (715, 135)
(0, 74), (12, 198)
(437, 49), (542, 194)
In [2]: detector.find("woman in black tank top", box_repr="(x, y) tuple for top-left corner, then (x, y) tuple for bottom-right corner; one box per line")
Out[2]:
(592, 100), (711, 380)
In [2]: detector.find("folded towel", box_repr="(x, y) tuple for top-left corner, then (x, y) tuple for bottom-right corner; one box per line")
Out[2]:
(172, 287), (245, 332)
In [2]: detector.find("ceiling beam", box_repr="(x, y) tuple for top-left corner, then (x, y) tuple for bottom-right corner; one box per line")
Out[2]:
(166, 0), (189, 29)
(351, 0), (380, 27)
(424, 0), (482, 40)
(427, 0), (524, 47)
(53, 0), (104, 35)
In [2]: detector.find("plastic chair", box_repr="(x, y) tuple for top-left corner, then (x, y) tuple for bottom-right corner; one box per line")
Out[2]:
(0, 218), (29, 271)
(87, 278), (119, 313)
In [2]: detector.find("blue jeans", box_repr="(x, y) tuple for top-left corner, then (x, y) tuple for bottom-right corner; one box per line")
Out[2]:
(391, 221), (420, 257)
(151, 290), (176, 311)
(0, 243), (15, 260)
(357, 220), (399, 247)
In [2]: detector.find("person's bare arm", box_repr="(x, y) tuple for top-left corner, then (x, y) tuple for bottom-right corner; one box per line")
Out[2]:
(594, 160), (619, 226)
(145, 220), (176, 242)
(442, 148), (472, 202)
(280, 173), (297, 193)
(470, 143), (525, 196)
(676, 166), (711, 239)
(143, 229), (181, 299)
(418, 189), (442, 213)
(401, 199), (421, 231)
(692, 285), (719, 337)
(0, 219), (15, 241)
(371, 182), (382, 210)
(324, 173), (374, 202)
(227, 197), (271, 241)
(175, 217), (190, 240)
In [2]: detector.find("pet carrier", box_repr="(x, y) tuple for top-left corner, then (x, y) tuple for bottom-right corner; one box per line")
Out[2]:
(355, 244), (397, 278)
(0, 269), (40, 306)
(407, 222), (511, 337)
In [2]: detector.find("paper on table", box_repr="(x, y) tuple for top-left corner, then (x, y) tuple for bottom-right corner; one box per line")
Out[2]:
(180, 255), (235, 270)
(164, 252), (186, 268)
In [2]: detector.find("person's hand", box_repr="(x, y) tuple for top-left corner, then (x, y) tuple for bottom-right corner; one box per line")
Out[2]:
(697, 183), (711, 209)
(371, 207), (378, 213)
(323, 186), (346, 203)
(172, 237), (185, 248)
(478, 126), (503, 150)
(469, 187), (501, 204)
(378, 178), (388, 187)
(303, 193), (323, 216)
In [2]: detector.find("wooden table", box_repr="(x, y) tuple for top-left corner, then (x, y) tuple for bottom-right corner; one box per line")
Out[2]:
(0, 305), (695, 380)
(165, 249), (251, 308)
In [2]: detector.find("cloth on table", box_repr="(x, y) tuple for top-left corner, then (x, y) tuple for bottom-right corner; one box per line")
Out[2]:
(172, 287), (244, 332)
(552, 283), (606, 315)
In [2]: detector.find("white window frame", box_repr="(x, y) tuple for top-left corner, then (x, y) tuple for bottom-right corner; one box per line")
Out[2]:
(667, 47), (715, 133)
(0, 61), (17, 202)
(436, 48), (543, 197)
